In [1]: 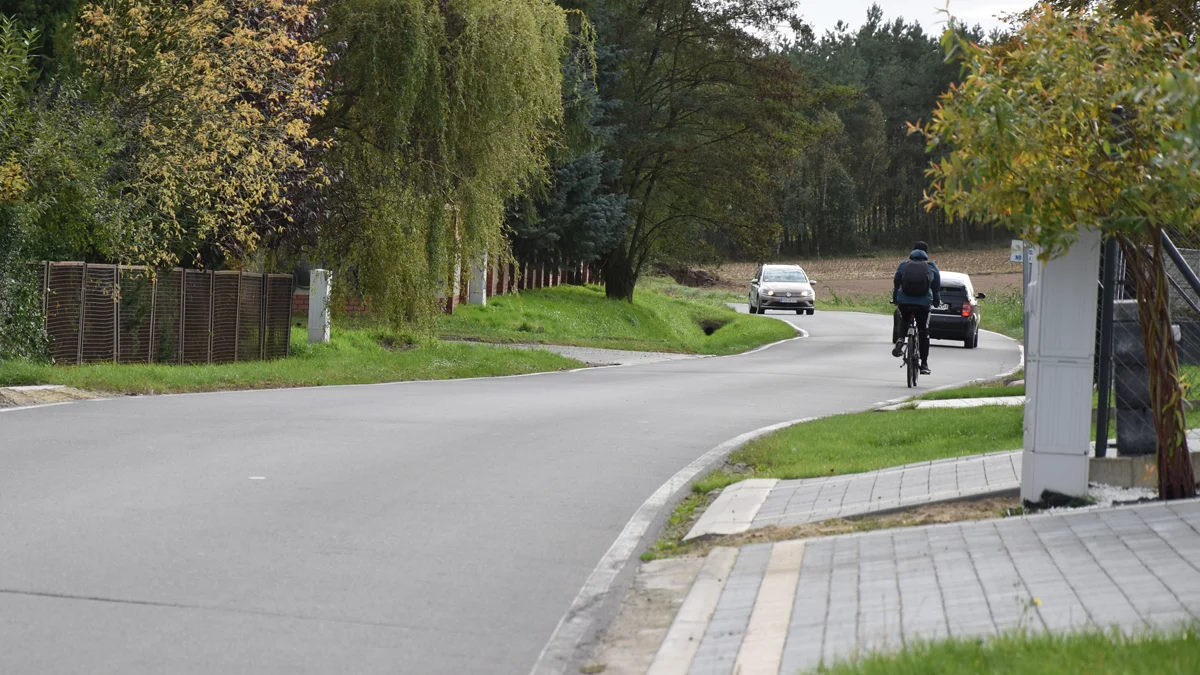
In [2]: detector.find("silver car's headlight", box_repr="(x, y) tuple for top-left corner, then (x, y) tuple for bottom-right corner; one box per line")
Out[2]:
(765, 289), (775, 296)
(801, 290), (812, 297)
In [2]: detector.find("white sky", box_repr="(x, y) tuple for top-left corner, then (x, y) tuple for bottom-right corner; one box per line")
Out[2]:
(799, 1), (1035, 35)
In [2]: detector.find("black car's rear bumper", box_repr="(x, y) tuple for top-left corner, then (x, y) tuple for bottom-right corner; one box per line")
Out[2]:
(929, 314), (976, 340)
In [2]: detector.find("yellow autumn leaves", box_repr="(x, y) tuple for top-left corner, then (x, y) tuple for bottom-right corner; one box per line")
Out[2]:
(75, 0), (327, 267)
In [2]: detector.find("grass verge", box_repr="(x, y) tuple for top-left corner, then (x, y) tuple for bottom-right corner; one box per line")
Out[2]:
(0, 327), (582, 395)
(916, 384), (1025, 400)
(440, 282), (795, 355)
(693, 405), (1026, 494)
(822, 626), (1200, 675)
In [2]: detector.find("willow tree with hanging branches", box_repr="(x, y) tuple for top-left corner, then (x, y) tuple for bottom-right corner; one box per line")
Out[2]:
(917, 5), (1200, 498)
(316, 0), (584, 329)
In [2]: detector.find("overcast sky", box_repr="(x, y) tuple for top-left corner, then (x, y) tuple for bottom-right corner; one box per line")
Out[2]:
(799, 1), (1035, 35)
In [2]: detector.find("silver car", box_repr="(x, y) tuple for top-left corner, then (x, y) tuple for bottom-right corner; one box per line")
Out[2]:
(749, 264), (816, 315)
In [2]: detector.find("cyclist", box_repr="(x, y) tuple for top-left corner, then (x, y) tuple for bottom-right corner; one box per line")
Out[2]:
(891, 241), (941, 375)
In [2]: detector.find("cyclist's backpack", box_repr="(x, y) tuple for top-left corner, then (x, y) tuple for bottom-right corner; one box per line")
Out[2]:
(901, 260), (930, 297)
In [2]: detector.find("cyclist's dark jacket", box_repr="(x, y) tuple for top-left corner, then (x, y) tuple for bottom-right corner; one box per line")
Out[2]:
(892, 249), (942, 307)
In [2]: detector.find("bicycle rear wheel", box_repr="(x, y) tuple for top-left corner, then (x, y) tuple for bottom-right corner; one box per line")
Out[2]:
(906, 334), (918, 388)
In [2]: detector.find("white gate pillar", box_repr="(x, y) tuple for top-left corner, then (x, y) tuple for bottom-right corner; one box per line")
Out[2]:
(1020, 228), (1102, 503)
(307, 269), (331, 344)
(468, 253), (487, 306)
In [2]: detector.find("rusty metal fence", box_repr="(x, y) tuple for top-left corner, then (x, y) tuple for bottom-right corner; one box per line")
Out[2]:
(38, 262), (293, 365)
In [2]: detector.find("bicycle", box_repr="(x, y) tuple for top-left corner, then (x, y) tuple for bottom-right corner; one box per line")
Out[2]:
(902, 311), (920, 388)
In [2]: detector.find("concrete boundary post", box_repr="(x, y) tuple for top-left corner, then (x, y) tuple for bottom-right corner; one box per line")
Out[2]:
(308, 269), (331, 344)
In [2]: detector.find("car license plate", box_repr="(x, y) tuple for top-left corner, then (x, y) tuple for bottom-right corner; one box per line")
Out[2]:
(935, 303), (949, 310)
(782, 298), (799, 303)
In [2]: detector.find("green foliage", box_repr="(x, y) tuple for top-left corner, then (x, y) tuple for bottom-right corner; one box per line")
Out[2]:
(922, 6), (1200, 256)
(319, 0), (575, 329)
(0, 263), (47, 360)
(0, 16), (45, 359)
(507, 151), (627, 265)
(0, 0), (80, 77)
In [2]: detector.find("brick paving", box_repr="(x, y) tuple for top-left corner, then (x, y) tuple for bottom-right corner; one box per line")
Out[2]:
(655, 499), (1200, 675)
(685, 451), (1021, 540)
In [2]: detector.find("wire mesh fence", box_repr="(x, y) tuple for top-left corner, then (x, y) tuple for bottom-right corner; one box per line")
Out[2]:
(1094, 227), (1200, 456)
(37, 262), (293, 366)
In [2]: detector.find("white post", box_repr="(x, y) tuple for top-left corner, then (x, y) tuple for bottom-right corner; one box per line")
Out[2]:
(308, 269), (331, 344)
(468, 253), (487, 306)
(1020, 228), (1102, 503)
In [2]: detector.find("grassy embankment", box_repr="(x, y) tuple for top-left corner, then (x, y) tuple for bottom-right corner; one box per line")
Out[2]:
(441, 281), (793, 356)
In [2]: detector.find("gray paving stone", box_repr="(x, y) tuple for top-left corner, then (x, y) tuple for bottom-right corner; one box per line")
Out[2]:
(688, 543), (773, 675)
(664, 493), (1200, 675)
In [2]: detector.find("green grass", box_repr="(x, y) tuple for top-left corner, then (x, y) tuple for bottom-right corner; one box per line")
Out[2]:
(917, 384), (1026, 400)
(0, 327), (582, 395)
(823, 287), (1025, 340)
(692, 405), (1026, 494)
(823, 626), (1200, 675)
(439, 282), (795, 355)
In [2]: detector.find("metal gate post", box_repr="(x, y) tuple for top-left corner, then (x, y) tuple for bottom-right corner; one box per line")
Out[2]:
(234, 272), (243, 361)
(178, 270), (186, 364)
(1095, 237), (1118, 457)
(148, 270), (157, 364)
(207, 271), (215, 363)
(41, 262), (48, 321)
(77, 262), (87, 364)
(259, 273), (267, 360)
(113, 266), (120, 363)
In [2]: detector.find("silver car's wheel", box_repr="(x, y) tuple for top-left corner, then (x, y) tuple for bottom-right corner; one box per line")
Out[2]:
(748, 297), (758, 314)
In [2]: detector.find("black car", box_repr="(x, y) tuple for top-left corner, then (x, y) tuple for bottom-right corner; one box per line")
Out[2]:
(928, 271), (985, 348)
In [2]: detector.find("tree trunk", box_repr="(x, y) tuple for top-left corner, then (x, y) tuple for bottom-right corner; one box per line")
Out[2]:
(1118, 232), (1197, 499)
(603, 246), (637, 302)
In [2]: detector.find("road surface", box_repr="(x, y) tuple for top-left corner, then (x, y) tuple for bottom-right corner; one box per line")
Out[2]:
(0, 311), (1020, 674)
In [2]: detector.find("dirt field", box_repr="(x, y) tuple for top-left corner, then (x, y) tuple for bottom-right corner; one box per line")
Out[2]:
(704, 248), (1023, 299)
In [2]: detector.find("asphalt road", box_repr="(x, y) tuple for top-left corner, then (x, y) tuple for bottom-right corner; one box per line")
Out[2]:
(0, 310), (1021, 674)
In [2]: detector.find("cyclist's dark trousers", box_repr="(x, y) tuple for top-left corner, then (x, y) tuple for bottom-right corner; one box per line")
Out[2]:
(894, 305), (931, 364)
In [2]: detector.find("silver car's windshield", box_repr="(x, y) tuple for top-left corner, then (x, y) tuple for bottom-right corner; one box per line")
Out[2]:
(762, 269), (807, 283)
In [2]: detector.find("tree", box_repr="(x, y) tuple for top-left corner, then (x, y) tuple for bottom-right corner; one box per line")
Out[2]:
(316, 0), (577, 327)
(75, 0), (329, 268)
(919, 5), (1200, 498)
(782, 6), (983, 254)
(596, 0), (810, 300)
(1049, 0), (1199, 35)
(507, 38), (626, 269)
(507, 151), (626, 266)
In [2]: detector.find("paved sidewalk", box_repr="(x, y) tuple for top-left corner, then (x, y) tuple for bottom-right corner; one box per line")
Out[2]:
(651, 499), (1200, 675)
(686, 452), (1021, 540)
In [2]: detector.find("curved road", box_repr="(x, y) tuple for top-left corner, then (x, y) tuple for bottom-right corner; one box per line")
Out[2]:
(0, 311), (1020, 674)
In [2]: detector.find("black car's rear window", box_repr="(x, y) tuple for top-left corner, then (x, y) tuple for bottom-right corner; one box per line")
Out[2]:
(941, 285), (968, 301)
